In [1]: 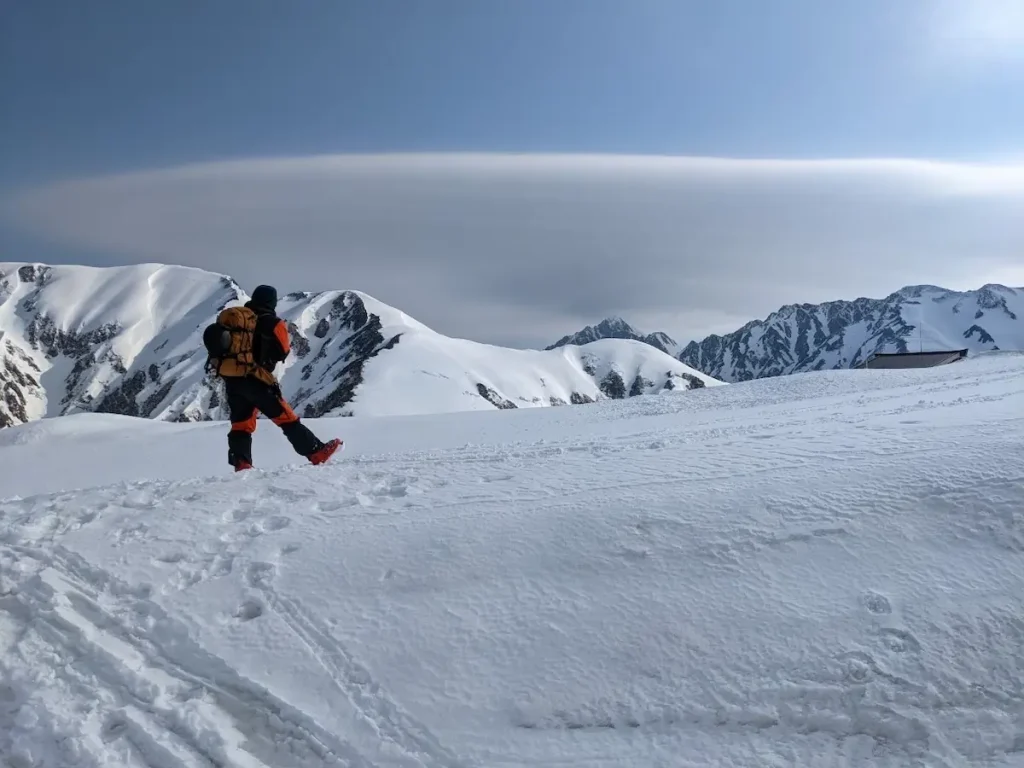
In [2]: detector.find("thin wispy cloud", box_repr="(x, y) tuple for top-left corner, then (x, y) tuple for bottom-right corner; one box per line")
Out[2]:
(5, 154), (1024, 348)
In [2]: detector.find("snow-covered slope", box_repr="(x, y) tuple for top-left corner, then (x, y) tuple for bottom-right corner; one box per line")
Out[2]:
(0, 262), (719, 429)
(0, 263), (243, 428)
(1, 352), (1022, 766)
(681, 283), (1024, 381)
(547, 316), (682, 356)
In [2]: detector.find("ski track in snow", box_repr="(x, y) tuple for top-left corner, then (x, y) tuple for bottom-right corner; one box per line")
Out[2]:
(2, 354), (1024, 766)
(1, 509), (462, 767)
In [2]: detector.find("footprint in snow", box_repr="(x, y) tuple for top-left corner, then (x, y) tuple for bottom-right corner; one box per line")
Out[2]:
(879, 627), (921, 654)
(101, 716), (128, 744)
(317, 499), (347, 513)
(121, 493), (157, 510)
(223, 507), (249, 523)
(838, 651), (876, 683)
(209, 554), (235, 578)
(263, 515), (291, 531)
(372, 478), (409, 498)
(861, 591), (892, 615)
(234, 598), (264, 622)
(113, 522), (149, 545)
(169, 568), (205, 592)
(247, 561), (276, 588)
(0, 684), (19, 710)
(267, 486), (315, 502)
(154, 552), (187, 565)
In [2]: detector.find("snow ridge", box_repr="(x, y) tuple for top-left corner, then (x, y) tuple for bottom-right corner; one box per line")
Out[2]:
(0, 263), (720, 429)
(680, 284), (1024, 381)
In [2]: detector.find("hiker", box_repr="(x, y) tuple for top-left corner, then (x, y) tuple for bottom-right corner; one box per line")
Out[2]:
(203, 284), (341, 471)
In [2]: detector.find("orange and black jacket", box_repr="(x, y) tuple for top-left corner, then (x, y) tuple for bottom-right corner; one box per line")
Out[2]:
(245, 300), (291, 374)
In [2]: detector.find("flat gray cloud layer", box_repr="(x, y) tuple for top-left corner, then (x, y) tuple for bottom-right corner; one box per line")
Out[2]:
(5, 154), (1024, 348)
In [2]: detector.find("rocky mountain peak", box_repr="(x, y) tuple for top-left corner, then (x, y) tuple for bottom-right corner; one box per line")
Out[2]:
(546, 316), (680, 355)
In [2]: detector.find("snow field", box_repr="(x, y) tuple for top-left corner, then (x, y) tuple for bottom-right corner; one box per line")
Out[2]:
(1, 353), (1024, 766)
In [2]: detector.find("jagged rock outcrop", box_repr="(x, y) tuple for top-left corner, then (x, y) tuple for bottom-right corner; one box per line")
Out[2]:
(547, 317), (681, 356)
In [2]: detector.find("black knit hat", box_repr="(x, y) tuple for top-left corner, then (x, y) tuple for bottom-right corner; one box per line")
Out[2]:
(250, 284), (278, 310)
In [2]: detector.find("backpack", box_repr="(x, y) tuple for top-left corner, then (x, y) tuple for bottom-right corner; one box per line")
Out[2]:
(203, 306), (258, 378)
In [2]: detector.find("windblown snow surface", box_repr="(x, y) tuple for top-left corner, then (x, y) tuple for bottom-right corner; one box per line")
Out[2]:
(1, 352), (1024, 767)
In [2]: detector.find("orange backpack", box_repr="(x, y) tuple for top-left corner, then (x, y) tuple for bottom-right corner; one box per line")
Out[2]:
(203, 306), (259, 378)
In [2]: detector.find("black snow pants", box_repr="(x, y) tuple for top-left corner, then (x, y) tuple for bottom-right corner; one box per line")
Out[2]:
(223, 376), (322, 467)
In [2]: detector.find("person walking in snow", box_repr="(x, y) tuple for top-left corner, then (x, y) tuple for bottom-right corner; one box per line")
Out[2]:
(203, 284), (341, 471)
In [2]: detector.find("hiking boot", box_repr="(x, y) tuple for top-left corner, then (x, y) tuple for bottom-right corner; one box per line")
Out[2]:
(308, 438), (342, 466)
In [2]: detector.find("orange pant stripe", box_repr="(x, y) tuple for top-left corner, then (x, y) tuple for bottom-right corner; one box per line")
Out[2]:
(271, 398), (299, 426)
(231, 412), (258, 433)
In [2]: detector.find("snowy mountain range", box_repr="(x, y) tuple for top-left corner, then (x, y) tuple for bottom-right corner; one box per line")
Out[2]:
(0, 262), (720, 429)
(554, 284), (1024, 382)
(547, 317), (682, 357)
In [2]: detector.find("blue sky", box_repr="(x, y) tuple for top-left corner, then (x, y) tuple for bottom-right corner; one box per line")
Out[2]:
(4, 0), (1023, 185)
(2, 0), (1024, 345)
